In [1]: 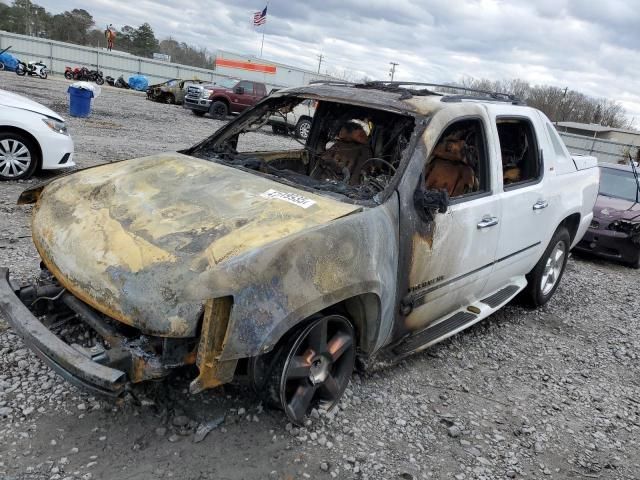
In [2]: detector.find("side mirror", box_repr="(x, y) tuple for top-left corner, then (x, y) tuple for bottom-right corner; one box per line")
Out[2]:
(414, 188), (449, 222)
(234, 86), (245, 95)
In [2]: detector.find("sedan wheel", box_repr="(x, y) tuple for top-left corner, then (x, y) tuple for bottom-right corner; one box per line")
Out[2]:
(0, 134), (37, 180)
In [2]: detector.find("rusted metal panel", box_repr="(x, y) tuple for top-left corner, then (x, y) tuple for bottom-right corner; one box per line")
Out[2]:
(31, 153), (361, 338)
(190, 297), (237, 393)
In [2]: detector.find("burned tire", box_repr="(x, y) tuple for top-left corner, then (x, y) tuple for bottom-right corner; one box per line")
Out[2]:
(209, 101), (228, 119)
(192, 110), (206, 117)
(0, 132), (39, 180)
(255, 314), (355, 425)
(522, 226), (570, 307)
(295, 118), (312, 139)
(164, 93), (174, 104)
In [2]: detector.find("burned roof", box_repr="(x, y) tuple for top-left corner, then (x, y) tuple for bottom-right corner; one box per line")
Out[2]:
(273, 83), (442, 116)
(275, 81), (524, 116)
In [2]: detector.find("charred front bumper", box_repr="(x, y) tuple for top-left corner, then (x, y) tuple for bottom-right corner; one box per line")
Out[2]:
(0, 268), (197, 397)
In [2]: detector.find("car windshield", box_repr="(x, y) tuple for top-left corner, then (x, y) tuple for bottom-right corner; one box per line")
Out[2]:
(216, 78), (238, 89)
(189, 95), (416, 202)
(599, 167), (639, 202)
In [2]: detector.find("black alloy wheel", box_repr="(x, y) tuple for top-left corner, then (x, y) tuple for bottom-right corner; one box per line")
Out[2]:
(265, 315), (356, 425)
(209, 101), (228, 119)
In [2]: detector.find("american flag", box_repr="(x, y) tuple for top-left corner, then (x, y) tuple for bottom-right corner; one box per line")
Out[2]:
(253, 6), (267, 26)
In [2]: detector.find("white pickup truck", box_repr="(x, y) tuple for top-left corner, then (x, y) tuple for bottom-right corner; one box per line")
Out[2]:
(0, 81), (598, 424)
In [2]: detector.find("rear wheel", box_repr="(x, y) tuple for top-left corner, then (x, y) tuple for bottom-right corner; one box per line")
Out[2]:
(209, 101), (228, 119)
(295, 118), (312, 139)
(0, 132), (39, 180)
(256, 315), (356, 425)
(522, 226), (570, 307)
(164, 93), (175, 104)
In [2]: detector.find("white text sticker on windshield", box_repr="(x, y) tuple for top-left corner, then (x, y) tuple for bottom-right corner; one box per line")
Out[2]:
(260, 189), (316, 209)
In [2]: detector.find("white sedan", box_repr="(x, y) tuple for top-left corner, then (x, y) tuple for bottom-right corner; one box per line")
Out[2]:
(0, 89), (74, 180)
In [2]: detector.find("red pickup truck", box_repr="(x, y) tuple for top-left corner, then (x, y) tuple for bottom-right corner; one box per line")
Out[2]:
(183, 78), (268, 118)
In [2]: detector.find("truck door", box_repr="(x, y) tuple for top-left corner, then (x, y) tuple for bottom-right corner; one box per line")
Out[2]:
(485, 110), (555, 293)
(234, 81), (255, 111)
(400, 113), (503, 333)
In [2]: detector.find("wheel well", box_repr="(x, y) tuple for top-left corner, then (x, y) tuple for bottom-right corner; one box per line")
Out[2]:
(324, 293), (380, 354)
(560, 213), (581, 244)
(0, 126), (42, 168)
(298, 116), (312, 124)
(210, 97), (230, 108)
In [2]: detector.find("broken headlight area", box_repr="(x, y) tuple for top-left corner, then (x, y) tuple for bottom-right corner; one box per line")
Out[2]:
(607, 220), (640, 243)
(16, 272), (199, 390)
(190, 95), (417, 201)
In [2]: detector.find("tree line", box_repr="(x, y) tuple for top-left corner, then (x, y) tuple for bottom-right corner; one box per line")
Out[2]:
(455, 77), (632, 129)
(0, 0), (215, 69)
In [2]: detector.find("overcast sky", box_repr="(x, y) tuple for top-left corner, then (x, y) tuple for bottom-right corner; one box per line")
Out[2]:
(33, 0), (640, 123)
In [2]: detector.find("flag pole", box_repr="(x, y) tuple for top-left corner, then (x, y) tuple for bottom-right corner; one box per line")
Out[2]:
(260, 1), (269, 58)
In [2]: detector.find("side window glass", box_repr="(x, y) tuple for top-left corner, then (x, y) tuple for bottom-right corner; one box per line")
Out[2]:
(497, 118), (541, 187)
(424, 119), (488, 199)
(237, 81), (253, 93)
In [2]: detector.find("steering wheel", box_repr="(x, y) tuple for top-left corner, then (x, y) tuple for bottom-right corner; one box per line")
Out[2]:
(357, 157), (397, 193)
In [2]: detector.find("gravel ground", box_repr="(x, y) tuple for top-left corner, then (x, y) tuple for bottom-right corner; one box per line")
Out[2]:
(1, 71), (639, 480)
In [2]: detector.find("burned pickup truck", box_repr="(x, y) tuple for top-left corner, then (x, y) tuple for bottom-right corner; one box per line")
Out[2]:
(0, 81), (598, 424)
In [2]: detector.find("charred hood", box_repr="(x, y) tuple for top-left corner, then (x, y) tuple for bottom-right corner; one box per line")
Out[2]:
(31, 153), (360, 337)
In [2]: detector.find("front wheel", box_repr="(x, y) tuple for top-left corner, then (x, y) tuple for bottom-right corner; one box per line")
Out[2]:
(209, 101), (228, 119)
(256, 315), (356, 425)
(39, 69), (48, 79)
(95, 76), (104, 85)
(64, 71), (73, 80)
(15, 63), (26, 76)
(0, 132), (39, 180)
(522, 226), (570, 307)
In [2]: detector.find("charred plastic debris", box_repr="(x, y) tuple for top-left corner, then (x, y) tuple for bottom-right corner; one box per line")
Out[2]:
(190, 92), (417, 202)
(6, 268), (198, 396)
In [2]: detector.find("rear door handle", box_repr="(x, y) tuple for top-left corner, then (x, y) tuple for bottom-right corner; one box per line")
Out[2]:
(477, 216), (499, 229)
(533, 200), (549, 210)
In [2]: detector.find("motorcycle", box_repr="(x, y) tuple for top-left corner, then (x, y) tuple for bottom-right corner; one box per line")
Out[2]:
(114, 75), (130, 89)
(64, 66), (82, 80)
(16, 60), (48, 79)
(72, 66), (105, 85)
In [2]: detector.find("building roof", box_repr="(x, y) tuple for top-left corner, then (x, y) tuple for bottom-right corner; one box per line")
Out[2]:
(556, 121), (640, 136)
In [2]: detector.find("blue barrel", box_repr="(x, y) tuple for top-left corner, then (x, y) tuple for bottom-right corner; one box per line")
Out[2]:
(67, 86), (93, 118)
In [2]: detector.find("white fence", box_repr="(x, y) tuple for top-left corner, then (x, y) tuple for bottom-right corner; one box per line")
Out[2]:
(559, 131), (637, 164)
(0, 30), (290, 90)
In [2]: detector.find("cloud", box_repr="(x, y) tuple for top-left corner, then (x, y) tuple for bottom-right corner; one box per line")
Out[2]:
(33, 0), (640, 121)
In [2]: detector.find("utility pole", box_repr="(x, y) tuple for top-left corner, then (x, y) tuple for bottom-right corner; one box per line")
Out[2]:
(317, 54), (324, 74)
(389, 62), (399, 81)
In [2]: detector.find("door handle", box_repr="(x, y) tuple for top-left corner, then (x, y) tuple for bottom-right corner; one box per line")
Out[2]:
(533, 200), (549, 210)
(477, 216), (499, 229)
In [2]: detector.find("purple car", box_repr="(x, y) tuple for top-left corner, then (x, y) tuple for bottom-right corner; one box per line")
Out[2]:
(575, 163), (640, 268)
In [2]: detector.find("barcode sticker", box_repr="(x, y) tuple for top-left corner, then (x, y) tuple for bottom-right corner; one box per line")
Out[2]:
(260, 189), (316, 209)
